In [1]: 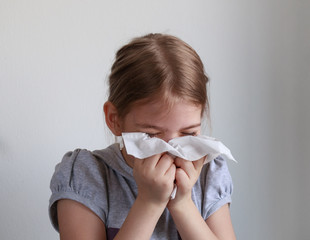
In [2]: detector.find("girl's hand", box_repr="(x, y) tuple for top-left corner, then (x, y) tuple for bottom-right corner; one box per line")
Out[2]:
(168, 156), (205, 208)
(133, 153), (176, 206)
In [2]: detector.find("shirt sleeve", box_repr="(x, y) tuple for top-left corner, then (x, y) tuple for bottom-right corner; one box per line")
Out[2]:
(201, 156), (233, 220)
(49, 149), (109, 231)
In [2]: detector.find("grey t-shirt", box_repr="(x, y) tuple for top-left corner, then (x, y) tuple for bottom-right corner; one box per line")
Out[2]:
(49, 143), (233, 239)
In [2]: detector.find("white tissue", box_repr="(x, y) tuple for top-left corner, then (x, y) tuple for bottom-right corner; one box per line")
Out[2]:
(121, 132), (236, 163)
(121, 132), (236, 200)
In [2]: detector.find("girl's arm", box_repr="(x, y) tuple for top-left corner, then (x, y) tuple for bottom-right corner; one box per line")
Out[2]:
(57, 153), (176, 240)
(57, 198), (166, 240)
(113, 197), (166, 239)
(206, 204), (236, 240)
(115, 153), (176, 239)
(57, 199), (106, 240)
(169, 202), (236, 240)
(168, 157), (236, 240)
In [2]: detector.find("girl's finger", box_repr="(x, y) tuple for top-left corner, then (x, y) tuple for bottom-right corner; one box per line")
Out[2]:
(174, 158), (194, 178)
(156, 154), (175, 175)
(175, 167), (191, 193)
(142, 153), (162, 169)
(165, 162), (176, 180)
(192, 156), (205, 171)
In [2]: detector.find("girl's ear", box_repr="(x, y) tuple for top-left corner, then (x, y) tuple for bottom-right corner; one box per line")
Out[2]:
(103, 101), (122, 136)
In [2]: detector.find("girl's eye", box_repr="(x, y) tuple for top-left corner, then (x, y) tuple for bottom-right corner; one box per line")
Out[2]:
(182, 132), (197, 136)
(146, 133), (160, 138)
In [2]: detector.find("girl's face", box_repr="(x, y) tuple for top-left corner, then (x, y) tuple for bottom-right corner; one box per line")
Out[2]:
(119, 99), (202, 167)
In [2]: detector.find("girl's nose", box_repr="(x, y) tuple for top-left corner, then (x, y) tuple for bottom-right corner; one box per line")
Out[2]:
(161, 133), (179, 142)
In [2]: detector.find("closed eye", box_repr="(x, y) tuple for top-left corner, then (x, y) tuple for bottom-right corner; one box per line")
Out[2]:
(146, 132), (160, 138)
(181, 132), (197, 136)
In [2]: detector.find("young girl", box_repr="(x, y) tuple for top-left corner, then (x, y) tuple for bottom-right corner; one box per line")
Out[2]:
(49, 33), (236, 240)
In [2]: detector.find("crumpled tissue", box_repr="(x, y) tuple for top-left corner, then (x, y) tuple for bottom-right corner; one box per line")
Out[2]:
(121, 132), (236, 199)
(122, 132), (236, 163)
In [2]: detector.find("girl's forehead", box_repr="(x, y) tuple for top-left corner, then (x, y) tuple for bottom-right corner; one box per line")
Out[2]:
(121, 98), (203, 134)
(129, 99), (202, 117)
(134, 95), (201, 110)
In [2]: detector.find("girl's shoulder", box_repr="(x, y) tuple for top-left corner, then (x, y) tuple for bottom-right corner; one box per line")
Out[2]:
(50, 143), (132, 188)
(199, 155), (233, 193)
(49, 143), (131, 231)
(194, 156), (233, 220)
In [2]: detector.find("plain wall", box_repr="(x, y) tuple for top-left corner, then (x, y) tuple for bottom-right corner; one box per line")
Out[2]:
(1, 1), (309, 239)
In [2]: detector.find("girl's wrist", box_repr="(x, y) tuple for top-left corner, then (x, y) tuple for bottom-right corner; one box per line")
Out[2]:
(167, 195), (193, 214)
(135, 195), (168, 214)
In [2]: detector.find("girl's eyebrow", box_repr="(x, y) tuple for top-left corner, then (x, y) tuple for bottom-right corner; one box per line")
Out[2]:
(135, 123), (201, 131)
(180, 123), (201, 130)
(135, 123), (164, 130)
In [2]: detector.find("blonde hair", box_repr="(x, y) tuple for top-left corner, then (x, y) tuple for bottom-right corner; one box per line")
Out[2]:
(108, 33), (210, 120)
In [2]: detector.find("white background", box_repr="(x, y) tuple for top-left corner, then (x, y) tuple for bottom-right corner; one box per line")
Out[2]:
(1, 1), (309, 239)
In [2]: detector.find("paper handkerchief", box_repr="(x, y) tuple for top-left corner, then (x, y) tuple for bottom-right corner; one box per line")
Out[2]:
(121, 132), (236, 199)
(122, 132), (236, 163)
